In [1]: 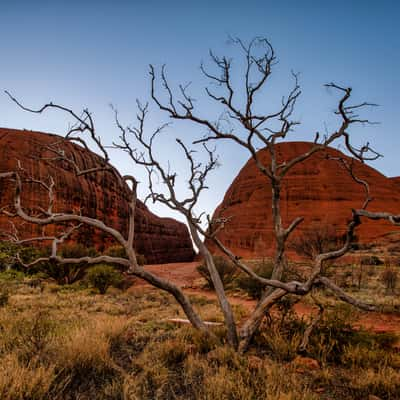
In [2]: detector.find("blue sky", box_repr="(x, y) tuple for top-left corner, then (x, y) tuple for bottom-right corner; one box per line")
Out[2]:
(1, 1), (399, 223)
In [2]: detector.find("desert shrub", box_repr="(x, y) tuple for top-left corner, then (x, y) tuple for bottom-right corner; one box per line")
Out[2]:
(0, 242), (19, 272)
(18, 246), (47, 266)
(0, 243), (48, 273)
(253, 295), (304, 361)
(0, 269), (24, 282)
(0, 353), (56, 400)
(381, 267), (398, 293)
(290, 225), (345, 259)
(0, 310), (57, 363)
(104, 245), (146, 266)
(302, 305), (397, 367)
(23, 272), (49, 292)
(86, 264), (123, 294)
(235, 260), (274, 299)
(306, 305), (357, 365)
(32, 243), (99, 285)
(256, 325), (302, 362)
(197, 256), (238, 289)
(104, 245), (126, 259)
(256, 303), (380, 366)
(341, 343), (399, 369)
(348, 367), (400, 399)
(178, 327), (221, 354)
(360, 255), (383, 266)
(128, 334), (305, 400)
(60, 243), (98, 259)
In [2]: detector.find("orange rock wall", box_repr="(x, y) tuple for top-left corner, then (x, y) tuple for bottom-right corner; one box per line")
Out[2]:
(0, 128), (194, 263)
(207, 142), (400, 258)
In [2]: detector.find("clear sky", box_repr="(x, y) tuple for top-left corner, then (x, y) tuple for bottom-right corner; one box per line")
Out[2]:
(1, 0), (399, 224)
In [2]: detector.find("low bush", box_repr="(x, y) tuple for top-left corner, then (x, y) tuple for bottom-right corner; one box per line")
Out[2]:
(360, 255), (383, 266)
(235, 260), (274, 299)
(197, 256), (238, 289)
(0, 242), (19, 272)
(289, 225), (345, 259)
(0, 269), (25, 282)
(29, 244), (98, 285)
(86, 264), (123, 294)
(104, 245), (147, 266)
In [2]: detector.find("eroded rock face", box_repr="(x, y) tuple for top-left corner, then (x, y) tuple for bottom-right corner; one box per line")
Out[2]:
(0, 128), (194, 263)
(207, 142), (400, 258)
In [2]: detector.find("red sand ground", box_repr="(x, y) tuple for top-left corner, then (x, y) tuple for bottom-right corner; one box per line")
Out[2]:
(132, 262), (400, 337)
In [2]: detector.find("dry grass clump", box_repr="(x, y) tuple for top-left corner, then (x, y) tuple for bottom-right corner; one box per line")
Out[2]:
(127, 339), (317, 399)
(0, 353), (55, 400)
(0, 279), (398, 399)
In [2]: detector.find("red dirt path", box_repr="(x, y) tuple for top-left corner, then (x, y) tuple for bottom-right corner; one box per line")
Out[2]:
(133, 262), (400, 336)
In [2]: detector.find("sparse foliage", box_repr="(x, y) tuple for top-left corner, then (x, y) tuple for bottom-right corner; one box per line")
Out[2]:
(197, 256), (238, 289)
(360, 255), (383, 266)
(235, 260), (274, 299)
(86, 264), (123, 294)
(104, 245), (146, 266)
(290, 225), (344, 259)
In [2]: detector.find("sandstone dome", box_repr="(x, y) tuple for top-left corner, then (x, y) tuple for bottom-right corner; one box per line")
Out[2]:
(206, 142), (400, 258)
(0, 128), (194, 263)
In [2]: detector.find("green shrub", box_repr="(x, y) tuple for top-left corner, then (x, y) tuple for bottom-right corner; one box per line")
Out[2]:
(0, 269), (25, 282)
(196, 256), (238, 289)
(104, 245), (126, 259)
(104, 245), (146, 266)
(0, 243), (47, 272)
(86, 265), (123, 294)
(303, 305), (394, 366)
(60, 243), (97, 259)
(0, 242), (19, 271)
(31, 244), (98, 285)
(235, 260), (274, 299)
(289, 225), (344, 259)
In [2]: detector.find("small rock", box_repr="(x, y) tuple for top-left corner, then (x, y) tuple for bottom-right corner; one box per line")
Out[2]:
(292, 356), (320, 371)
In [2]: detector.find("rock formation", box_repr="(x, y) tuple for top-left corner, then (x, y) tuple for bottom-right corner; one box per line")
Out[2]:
(0, 128), (194, 263)
(207, 142), (400, 258)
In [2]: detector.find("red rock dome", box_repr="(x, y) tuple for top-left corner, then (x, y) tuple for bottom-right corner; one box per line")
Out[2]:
(0, 128), (194, 263)
(207, 142), (400, 258)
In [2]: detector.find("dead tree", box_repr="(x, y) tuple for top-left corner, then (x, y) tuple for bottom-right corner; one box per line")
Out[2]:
(149, 36), (399, 351)
(2, 37), (400, 352)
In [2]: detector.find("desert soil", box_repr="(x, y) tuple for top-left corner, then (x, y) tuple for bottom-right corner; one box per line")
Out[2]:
(132, 262), (400, 337)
